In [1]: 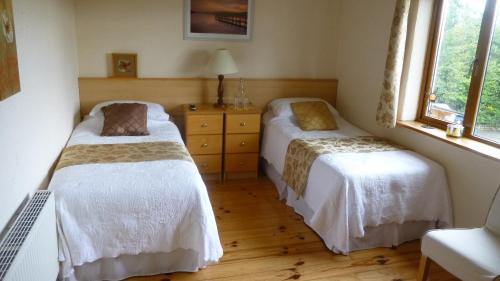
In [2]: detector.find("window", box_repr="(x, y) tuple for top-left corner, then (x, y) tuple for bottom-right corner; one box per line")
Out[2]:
(420, 0), (500, 146)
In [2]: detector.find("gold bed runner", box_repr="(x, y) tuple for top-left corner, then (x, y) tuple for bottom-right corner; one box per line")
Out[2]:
(55, 141), (192, 171)
(282, 136), (405, 197)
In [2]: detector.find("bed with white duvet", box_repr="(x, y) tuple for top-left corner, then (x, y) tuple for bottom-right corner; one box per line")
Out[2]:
(261, 98), (453, 255)
(48, 102), (223, 281)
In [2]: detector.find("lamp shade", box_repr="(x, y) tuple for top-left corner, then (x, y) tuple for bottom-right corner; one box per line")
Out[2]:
(206, 49), (239, 75)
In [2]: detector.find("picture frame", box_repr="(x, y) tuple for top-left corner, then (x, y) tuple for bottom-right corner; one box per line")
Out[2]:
(184, 0), (253, 41)
(0, 0), (21, 101)
(111, 53), (137, 78)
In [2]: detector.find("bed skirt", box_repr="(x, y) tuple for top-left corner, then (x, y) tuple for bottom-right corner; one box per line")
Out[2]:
(69, 249), (201, 281)
(264, 161), (436, 254)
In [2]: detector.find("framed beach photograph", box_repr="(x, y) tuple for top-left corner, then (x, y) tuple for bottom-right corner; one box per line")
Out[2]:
(184, 0), (253, 41)
(0, 0), (21, 101)
(111, 53), (137, 78)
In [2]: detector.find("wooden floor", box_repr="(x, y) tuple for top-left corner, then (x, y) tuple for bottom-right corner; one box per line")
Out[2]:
(128, 177), (458, 281)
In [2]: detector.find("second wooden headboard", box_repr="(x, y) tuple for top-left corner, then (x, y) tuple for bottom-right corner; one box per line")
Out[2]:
(78, 77), (338, 117)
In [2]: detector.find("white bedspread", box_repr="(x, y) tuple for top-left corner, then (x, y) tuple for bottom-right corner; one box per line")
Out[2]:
(49, 117), (223, 279)
(261, 113), (453, 254)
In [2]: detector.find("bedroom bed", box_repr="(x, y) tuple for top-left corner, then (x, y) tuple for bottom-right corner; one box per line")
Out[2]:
(261, 98), (453, 255)
(48, 101), (223, 281)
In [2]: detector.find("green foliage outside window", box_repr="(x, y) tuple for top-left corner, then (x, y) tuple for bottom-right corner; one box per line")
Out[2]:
(432, 0), (499, 131)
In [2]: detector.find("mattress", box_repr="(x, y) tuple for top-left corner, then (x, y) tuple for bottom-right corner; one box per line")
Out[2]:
(49, 116), (223, 280)
(261, 111), (453, 254)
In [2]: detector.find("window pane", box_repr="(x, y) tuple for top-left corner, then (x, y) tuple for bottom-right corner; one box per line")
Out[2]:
(474, 5), (500, 144)
(427, 0), (487, 124)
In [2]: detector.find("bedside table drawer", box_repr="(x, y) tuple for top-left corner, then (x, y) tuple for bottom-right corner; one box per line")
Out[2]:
(225, 153), (259, 172)
(187, 135), (222, 155)
(225, 134), (259, 153)
(186, 115), (223, 135)
(192, 154), (221, 174)
(226, 114), (260, 134)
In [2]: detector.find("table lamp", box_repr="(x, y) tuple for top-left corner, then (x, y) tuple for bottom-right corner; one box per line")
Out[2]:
(206, 49), (239, 107)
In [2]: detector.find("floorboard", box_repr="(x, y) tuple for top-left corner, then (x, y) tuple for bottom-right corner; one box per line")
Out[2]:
(127, 177), (458, 281)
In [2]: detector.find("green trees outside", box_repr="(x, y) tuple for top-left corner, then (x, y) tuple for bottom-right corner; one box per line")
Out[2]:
(479, 16), (500, 129)
(432, 0), (499, 130)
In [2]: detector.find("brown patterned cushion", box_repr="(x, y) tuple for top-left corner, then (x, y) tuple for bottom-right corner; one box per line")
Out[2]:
(101, 103), (149, 136)
(291, 101), (338, 131)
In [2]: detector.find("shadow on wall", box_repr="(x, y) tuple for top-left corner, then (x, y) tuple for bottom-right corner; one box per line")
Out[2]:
(106, 54), (112, 77)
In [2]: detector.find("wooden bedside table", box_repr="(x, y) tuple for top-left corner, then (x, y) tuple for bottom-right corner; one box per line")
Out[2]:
(180, 104), (224, 179)
(177, 104), (261, 180)
(223, 105), (261, 180)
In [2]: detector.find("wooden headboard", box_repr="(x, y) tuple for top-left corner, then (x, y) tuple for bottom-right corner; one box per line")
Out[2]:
(78, 77), (338, 117)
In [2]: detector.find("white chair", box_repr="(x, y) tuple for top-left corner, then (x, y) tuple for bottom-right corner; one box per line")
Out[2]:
(417, 186), (500, 281)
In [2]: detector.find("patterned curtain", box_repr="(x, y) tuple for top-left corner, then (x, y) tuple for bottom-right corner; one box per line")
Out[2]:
(376, 0), (411, 128)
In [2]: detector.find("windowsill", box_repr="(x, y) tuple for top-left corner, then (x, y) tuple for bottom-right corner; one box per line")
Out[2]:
(397, 120), (500, 162)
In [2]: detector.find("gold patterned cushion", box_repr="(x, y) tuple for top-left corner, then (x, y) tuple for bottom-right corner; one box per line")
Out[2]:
(101, 103), (149, 136)
(291, 101), (338, 131)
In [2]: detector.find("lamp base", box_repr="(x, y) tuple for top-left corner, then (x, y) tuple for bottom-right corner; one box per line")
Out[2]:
(216, 74), (225, 107)
(213, 102), (227, 108)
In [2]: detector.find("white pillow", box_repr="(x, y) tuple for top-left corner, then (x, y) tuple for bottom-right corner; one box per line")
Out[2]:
(269, 97), (339, 118)
(88, 100), (169, 121)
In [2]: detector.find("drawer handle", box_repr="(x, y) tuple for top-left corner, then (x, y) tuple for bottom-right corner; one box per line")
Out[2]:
(240, 122), (247, 127)
(240, 141), (246, 146)
(239, 161), (245, 166)
(201, 143), (208, 148)
(201, 123), (208, 128)
(201, 163), (208, 168)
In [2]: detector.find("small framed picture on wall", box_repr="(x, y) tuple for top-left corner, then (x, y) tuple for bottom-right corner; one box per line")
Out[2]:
(184, 0), (253, 41)
(112, 53), (137, 78)
(0, 0), (21, 101)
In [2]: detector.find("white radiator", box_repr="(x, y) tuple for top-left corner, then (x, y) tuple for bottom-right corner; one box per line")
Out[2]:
(0, 191), (59, 281)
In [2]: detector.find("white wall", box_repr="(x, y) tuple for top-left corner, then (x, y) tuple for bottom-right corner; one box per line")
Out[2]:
(75, 0), (340, 78)
(337, 0), (500, 227)
(0, 0), (80, 230)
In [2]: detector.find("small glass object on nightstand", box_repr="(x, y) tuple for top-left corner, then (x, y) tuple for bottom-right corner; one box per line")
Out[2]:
(235, 78), (249, 110)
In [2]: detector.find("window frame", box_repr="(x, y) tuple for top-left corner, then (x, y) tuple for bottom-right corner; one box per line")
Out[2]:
(418, 0), (500, 148)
